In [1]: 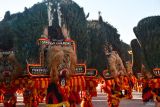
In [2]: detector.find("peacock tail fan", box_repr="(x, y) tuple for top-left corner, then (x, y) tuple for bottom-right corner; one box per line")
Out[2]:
(130, 39), (142, 78)
(133, 16), (160, 78)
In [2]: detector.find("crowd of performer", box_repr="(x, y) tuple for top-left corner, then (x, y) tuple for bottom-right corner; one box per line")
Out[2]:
(0, 21), (160, 107)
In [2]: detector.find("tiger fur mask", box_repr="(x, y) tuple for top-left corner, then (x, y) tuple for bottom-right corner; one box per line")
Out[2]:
(0, 51), (21, 84)
(47, 44), (77, 84)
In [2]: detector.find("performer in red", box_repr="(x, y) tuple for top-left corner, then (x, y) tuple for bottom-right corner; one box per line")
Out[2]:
(0, 26), (23, 107)
(103, 43), (132, 107)
(46, 24), (77, 107)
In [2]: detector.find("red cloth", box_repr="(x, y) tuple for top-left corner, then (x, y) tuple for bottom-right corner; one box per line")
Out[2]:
(46, 82), (68, 104)
(69, 91), (81, 104)
(85, 77), (98, 97)
(81, 91), (93, 107)
(70, 76), (86, 92)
